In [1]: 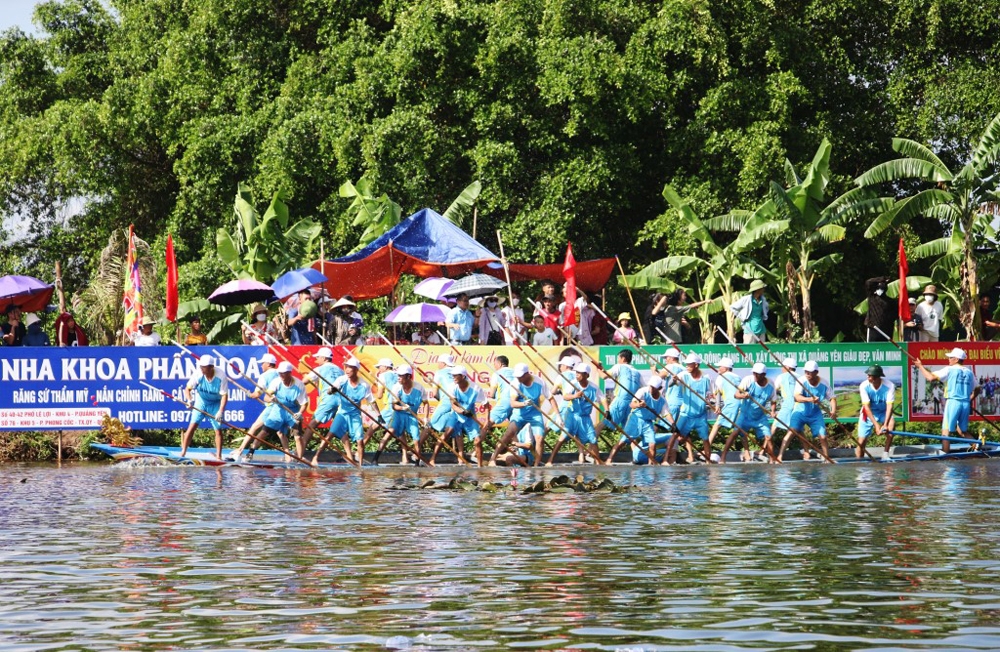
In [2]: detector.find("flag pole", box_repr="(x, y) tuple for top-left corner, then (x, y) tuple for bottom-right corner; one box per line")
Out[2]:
(616, 255), (645, 343)
(496, 231), (519, 339)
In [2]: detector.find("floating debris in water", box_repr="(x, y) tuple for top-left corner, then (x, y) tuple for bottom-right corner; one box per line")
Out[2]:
(388, 474), (635, 494)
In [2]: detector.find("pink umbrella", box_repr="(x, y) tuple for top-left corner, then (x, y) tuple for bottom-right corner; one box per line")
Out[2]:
(208, 279), (275, 306)
(413, 277), (455, 301)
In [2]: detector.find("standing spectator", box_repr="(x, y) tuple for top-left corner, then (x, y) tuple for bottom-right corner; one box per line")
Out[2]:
(326, 297), (356, 345)
(22, 313), (50, 346)
(903, 298), (921, 342)
(479, 295), (506, 345)
(242, 304), (276, 345)
(730, 280), (768, 343)
(412, 324), (444, 344)
(864, 276), (896, 342)
(185, 315), (208, 345)
(445, 293), (474, 345)
(612, 313), (637, 344)
(533, 281), (561, 316)
(650, 289), (708, 344)
(575, 292), (596, 345)
(915, 284), (944, 342)
(979, 295), (1000, 341)
(287, 289), (318, 345)
(501, 290), (527, 344)
(133, 316), (161, 346)
(55, 312), (88, 346)
(2, 305), (26, 346)
(536, 295), (561, 332)
(531, 315), (558, 346)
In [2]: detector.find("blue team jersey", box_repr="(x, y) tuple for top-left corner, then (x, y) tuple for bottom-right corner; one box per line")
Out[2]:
(939, 366), (976, 403)
(859, 379), (895, 418)
(793, 377), (833, 419)
(311, 362), (344, 394)
(776, 372), (798, 414)
(332, 377), (373, 415)
(717, 371), (741, 405)
(567, 382), (600, 418)
(631, 386), (666, 423)
(511, 379), (547, 420)
(434, 369), (456, 406)
(492, 368), (515, 406)
(609, 364), (642, 406)
(188, 371), (227, 403)
(256, 368), (279, 392)
(738, 377), (775, 422)
(664, 363), (685, 408)
(677, 372), (711, 418)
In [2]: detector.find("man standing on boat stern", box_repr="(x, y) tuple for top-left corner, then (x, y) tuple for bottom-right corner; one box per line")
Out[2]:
(730, 279), (768, 343)
(857, 364), (896, 460)
(180, 355), (228, 460)
(914, 348), (979, 453)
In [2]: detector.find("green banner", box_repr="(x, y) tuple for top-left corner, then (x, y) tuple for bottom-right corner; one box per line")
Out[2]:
(598, 343), (907, 423)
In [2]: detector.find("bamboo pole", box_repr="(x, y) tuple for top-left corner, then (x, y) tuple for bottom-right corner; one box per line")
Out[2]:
(616, 256), (645, 343)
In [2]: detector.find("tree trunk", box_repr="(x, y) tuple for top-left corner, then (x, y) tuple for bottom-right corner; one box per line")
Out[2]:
(801, 269), (814, 340)
(960, 220), (979, 340)
(786, 260), (800, 338)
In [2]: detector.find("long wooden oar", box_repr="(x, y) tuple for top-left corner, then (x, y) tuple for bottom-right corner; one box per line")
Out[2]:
(137, 380), (315, 466)
(714, 327), (836, 464)
(886, 429), (998, 446)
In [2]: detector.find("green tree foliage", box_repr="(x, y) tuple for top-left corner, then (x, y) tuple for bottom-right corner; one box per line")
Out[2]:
(858, 115), (1000, 339)
(0, 0), (998, 341)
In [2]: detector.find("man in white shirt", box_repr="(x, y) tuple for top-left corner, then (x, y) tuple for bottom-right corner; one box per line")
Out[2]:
(133, 317), (161, 346)
(915, 284), (944, 342)
(501, 291), (528, 344)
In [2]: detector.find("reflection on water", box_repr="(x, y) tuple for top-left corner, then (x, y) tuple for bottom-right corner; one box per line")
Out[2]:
(3, 460), (1000, 650)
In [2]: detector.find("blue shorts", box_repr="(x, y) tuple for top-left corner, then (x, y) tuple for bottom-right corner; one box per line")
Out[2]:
(717, 403), (741, 428)
(564, 413), (597, 446)
(632, 447), (665, 465)
(667, 401), (681, 422)
(774, 407), (794, 432)
(736, 415), (772, 440)
(490, 403), (512, 423)
(857, 411), (888, 441)
(790, 412), (826, 438)
(332, 412), (365, 442)
(675, 414), (709, 440)
(390, 411), (421, 440)
(601, 401), (631, 431)
(189, 399), (223, 430)
(944, 400), (971, 434)
(448, 412), (482, 440)
(262, 404), (296, 433)
(312, 396), (339, 424)
(429, 402), (453, 431)
(511, 412), (546, 438)
(623, 418), (655, 446)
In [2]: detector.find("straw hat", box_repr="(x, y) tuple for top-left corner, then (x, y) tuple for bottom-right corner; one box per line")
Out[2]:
(250, 304), (267, 315)
(617, 312), (631, 322)
(923, 284), (938, 296)
(749, 279), (766, 292)
(332, 297), (356, 309)
(141, 315), (157, 327)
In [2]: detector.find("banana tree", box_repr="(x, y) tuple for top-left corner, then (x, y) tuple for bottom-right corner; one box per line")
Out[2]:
(858, 112), (1000, 339)
(340, 176), (403, 253)
(629, 185), (773, 342)
(706, 139), (880, 339)
(217, 183), (322, 282)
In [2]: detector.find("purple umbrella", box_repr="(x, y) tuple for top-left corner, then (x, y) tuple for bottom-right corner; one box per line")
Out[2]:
(208, 279), (275, 306)
(413, 277), (455, 301)
(384, 303), (449, 324)
(0, 275), (55, 314)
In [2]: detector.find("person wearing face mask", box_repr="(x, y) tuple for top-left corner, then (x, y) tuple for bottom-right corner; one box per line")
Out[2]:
(864, 276), (896, 342)
(501, 291), (528, 344)
(242, 304), (277, 345)
(914, 285), (944, 342)
(479, 295), (506, 346)
(326, 297), (357, 345)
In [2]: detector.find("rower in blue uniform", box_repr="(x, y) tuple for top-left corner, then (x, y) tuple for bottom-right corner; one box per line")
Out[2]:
(780, 360), (837, 463)
(722, 363), (776, 463)
(313, 357), (373, 466)
(666, 353), (712, 465)
(857, 364), (896, 460)
(605, 375), (669, 464)
(180, 355), (229, 460)
(546, 362), (606, 465)
(914, 348), (979, 453)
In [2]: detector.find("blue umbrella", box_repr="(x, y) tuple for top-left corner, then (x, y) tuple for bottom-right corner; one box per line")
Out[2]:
(272, 267), (328, 300)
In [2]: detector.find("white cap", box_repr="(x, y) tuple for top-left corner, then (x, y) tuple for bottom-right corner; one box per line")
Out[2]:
(513, 362), (530, 377)
(947, 347), (967, 360)
(439, 354), (455, 366)
(684, 353), (702, 365)
(258, 353), (277, 365)
(397, 364), (413, 375)
(664, 348), (681, 359)
(376, 358), (395, 369)
(450, 365), (468, 377)
(315, 347), (333, 360)
(344, 358), (361, 368)
(277, 361), (294, 373)
(718, 357), (734, 369)
(573, 362), (592, 375)
(561, 355), (581, 368)
(752, 362), (767, 375)
(647, 375), (663, 389)
(24, 313), (40, 327)
(803, 360), (819, 372)
(198, 354), (215, 367)
(782, 358), (797, 369)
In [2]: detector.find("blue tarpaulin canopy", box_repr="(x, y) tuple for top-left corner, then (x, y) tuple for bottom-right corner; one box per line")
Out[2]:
(314, 208), (500, 300)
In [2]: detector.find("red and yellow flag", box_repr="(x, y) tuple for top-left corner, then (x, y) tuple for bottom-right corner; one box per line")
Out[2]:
(122, 225), (143, 339)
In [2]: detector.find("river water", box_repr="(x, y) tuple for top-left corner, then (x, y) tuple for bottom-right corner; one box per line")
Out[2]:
(3, 459), (1000, 651)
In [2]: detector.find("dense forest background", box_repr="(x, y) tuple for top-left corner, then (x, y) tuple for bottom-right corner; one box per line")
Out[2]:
(1, 0), (999, 341)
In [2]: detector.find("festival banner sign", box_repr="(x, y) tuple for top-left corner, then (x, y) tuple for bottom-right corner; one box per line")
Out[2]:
(906, 341), (1000, 421)
(0, 346), (269, 430)
(598, 343), (908, 423)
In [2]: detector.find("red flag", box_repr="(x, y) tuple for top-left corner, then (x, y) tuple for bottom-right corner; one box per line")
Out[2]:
(562, 243), (577, 327)
(122, 225), (143, 339)
(166, 234), (178, 322)
(898, 237), (911, 322)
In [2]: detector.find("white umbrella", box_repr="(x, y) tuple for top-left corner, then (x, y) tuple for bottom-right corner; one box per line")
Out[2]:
(384, 303), (449, 324)
(414, 277), (455, 301)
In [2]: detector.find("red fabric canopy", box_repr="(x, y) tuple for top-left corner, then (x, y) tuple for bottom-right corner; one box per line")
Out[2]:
(484, 258), (616, 294)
